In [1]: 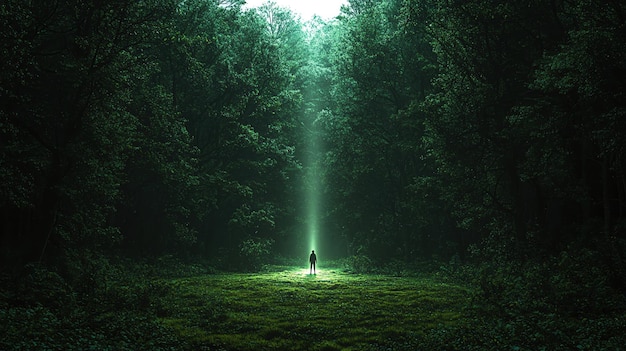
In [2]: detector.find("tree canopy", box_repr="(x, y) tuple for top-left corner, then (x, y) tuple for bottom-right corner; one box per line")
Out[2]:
(1, 0), (625, 284)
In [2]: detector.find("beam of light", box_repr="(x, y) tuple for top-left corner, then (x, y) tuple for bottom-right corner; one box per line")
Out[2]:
(307, 162), (319, 253)
(244, 0), (332, 267)
(304, 124), (321, 266)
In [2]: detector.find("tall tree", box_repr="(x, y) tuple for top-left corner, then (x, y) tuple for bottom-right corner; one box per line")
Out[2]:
(527, 0), (626, 280)
(146, 1), (307, 265)
(316, 0), (449, 260)
(0, 0), (201, 267)
(418, 0), (567, 256)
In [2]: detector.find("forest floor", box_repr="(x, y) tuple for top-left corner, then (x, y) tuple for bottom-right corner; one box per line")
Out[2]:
(3, 262), (626, 350)
(157, 265), (472, 351)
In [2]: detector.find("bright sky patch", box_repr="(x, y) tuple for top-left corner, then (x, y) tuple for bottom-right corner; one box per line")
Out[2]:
(243, 0), (348, 21)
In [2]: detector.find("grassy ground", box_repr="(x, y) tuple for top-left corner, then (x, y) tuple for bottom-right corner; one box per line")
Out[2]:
(157, 265), (472, 351)
(3, 261), (625, 350)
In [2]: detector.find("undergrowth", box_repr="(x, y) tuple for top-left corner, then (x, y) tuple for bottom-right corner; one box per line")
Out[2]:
(0, 259), (191, 351)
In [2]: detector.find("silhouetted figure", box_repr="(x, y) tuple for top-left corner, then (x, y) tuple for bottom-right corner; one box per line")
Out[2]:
(309, 250), (317, 274)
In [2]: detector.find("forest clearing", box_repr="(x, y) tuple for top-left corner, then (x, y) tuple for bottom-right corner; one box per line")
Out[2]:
(158, 266), (470, 350)
(3, 0), (626, 349)
(5, 260), (624, 351)
(155, 265), (626, 351)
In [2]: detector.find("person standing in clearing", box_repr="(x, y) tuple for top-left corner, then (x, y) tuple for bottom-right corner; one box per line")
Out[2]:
(309, 250), (317, 274)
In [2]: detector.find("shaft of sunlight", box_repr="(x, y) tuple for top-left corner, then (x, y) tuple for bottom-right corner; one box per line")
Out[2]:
(305, 124), (321, 258)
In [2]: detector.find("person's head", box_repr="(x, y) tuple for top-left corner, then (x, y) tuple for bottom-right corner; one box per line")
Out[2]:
(311, 250), (315, 253)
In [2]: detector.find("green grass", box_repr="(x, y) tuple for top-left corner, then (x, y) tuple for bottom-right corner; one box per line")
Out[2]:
(157, 266), (472, 350)
(3, 261), (625, 350)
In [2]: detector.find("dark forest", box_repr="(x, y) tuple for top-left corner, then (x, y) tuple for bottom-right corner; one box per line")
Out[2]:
(1, 0), (625, 350)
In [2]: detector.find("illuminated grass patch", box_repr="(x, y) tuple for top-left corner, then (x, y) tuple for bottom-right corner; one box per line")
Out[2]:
(158, 266), (472, 350)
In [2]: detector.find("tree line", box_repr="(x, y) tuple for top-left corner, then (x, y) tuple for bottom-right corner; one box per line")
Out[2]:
(317, 0), (625, 282)
(1, 0), (625, 287)
(1, 0), (308, 272)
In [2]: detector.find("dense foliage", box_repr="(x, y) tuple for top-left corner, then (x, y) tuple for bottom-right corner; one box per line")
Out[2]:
(1, 0), (306, 269)
(1, 0), (625, 349)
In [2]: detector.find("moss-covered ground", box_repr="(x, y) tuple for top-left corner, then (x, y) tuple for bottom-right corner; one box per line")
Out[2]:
(3, 261), (625, 350)
(157, 266), (471, 351)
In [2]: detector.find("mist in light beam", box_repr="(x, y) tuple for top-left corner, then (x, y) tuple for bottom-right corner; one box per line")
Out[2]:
(300, 95), (327, 267)
(304, 121), (322, 258)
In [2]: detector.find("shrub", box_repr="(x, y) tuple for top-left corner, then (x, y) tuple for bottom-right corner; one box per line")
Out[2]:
(344, 254), (373, 273)
(238, 237), (274, 271)
(9, 264), (76, 311)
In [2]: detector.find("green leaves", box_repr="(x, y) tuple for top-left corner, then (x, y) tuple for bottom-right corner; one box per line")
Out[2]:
(314, 0), (447, 259)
